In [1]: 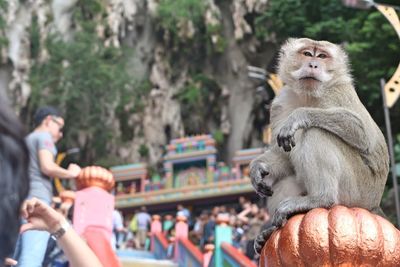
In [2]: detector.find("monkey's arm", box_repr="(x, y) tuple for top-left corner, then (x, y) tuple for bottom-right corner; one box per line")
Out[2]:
(277, 107), (370, 153)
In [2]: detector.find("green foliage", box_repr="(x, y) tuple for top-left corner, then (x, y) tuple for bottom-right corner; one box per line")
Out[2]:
(94, 156), (125, 169)
(138, 144), (149, 158)
(206, 23), (226, 53)
(29, 16), (41, 59)
(156, 0), (225, 61)
(255, 0), (400, 123)
(157, 0), (205, 36)
(212, 129), (224, 145)
(255, 0), (400, 219)
(29, 1), (136, 164)
(0, 0), (8, 59)
(177, 73), (223, 134)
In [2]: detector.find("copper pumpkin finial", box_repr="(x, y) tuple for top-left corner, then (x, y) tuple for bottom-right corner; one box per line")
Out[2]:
(260, 206), (400, 267)
(76, 166), (115, 192)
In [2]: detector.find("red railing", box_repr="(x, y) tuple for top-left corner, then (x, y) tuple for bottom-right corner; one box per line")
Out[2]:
(176, 237), (203, 267)
(221, 242), (257, 267)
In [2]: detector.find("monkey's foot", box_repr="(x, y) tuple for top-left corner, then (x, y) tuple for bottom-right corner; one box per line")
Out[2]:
(272, 198), (302, 227)
(254, 226), (278, 255)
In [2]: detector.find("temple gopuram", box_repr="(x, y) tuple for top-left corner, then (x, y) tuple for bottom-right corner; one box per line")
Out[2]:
(111, 135), (263, 214)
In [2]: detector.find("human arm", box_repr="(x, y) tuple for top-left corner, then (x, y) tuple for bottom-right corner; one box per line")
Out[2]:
(237, 206), (252, 224)
(20, 198), (102, 267)
(38, 149), (81, 179)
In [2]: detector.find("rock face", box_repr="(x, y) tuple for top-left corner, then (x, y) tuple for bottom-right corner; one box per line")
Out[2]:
(0, 0), (276, 166)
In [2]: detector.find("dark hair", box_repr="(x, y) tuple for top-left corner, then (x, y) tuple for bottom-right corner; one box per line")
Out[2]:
(33, 106), (62, 127)
(0, 98), (29, 262)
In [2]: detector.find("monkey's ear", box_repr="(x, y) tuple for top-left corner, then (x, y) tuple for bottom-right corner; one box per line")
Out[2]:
(283, 38), (298, 48)
(285, 37), (298, 44)
(280, 38), (298, 56)
(337, 42), (347, 51)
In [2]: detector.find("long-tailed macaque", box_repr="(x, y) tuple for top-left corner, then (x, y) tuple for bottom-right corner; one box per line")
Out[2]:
(250, 38), (389, 254)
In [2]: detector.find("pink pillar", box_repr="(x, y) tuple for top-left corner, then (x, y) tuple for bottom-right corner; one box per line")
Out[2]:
(73, 187), (114, 241)
(151, 215), (162, 251)
(174, 215), (188, 261)
(203, 244), (214, 267)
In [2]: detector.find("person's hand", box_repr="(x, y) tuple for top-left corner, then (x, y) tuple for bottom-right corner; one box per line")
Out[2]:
(20, 198), (66, 234)
(67, 163), (81, 178)
(5, 258), (17, 266)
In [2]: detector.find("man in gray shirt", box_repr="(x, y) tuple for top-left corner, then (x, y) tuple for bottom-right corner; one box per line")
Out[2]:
(13, 106), (81, 267)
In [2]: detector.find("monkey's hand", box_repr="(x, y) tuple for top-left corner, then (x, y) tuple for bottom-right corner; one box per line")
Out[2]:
(254, 225), (278, 255)
(277, 110), (310, 152)
(249, 161), (273, 198)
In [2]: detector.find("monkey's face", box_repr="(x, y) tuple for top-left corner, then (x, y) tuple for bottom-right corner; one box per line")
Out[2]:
(278, 38), (351, 97)
(291, 46), (333, 88)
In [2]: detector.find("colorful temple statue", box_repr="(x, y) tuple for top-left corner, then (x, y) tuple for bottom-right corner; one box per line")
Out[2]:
(110, 163), (147, 196)
(163, 135), (217, 188)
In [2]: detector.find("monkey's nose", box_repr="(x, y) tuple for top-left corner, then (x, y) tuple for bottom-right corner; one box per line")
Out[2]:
(308, 62), (318, 69)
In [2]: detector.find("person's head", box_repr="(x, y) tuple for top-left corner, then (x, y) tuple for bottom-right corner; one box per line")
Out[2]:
(33, 106), (64, 142)
(0, 98), (29, 263)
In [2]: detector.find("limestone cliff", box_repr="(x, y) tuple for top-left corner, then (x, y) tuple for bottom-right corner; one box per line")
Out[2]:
(0, 0), (277, 166)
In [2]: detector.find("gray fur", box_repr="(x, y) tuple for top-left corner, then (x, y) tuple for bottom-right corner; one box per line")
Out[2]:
(250, 38), (389, 255)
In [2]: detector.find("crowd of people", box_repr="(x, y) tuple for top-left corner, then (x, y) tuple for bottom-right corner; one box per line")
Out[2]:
(0, 101), (269, 267)
(112, 197), (271, 262)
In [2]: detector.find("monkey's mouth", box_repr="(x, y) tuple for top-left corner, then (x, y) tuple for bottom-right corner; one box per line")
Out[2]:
(300, 76), (320, 82)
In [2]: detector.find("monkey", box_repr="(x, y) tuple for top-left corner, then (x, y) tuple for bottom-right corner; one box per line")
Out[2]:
(250, 148), (306, 212)
(249, 38), (389, 255)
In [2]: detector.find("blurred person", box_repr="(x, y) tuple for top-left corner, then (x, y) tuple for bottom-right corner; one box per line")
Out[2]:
(202, 211), (216, 248)
(176, 204), (190, 220)
(163, 214), (174, 233)
(13, 106), (81, 267)
(136, 206), (151, 249)
(17, 198), (102, 267)
(232, 220), (245, 250)
(128, 210), (139, 248)
(237, 196), (251, 213)
(228, 207), (237, 226)
(42, 198), (73, 267)
(0, 96), (30, 265)
(190, 212), (208, 246)
(112, 209), (127, 250)
(238, 204), (264, 261)
(0, 99), (100, 267)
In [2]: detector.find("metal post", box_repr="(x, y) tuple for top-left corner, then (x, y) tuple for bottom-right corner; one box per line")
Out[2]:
(381, 78), (400, 227)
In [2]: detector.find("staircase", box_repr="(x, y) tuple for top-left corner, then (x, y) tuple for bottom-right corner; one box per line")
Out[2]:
(117, 249), (178, 267)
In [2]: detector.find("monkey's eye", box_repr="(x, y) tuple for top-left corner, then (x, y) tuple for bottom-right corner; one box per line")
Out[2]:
(317, 53), (327, 59)
(303, 51), (313, 57)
